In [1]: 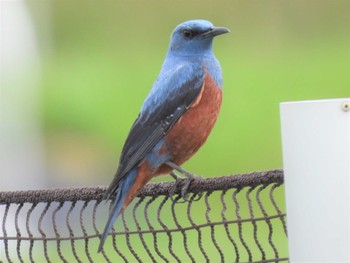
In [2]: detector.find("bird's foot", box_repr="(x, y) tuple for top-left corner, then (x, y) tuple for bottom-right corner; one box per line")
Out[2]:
(169, 172), (186, 202)
(167, 162), (204, 202)
(181, 174), (203, 202)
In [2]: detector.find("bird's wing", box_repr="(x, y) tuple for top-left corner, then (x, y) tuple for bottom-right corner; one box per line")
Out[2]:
(104, 68), (205, 200)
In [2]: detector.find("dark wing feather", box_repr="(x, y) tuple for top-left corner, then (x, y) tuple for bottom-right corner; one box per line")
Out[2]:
(104, 73), (205, 200)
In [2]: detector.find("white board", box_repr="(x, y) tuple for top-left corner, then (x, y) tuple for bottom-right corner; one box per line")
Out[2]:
(280, 98), (350, 262)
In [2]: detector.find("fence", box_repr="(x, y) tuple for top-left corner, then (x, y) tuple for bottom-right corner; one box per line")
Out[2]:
(0, 169), (288, 263)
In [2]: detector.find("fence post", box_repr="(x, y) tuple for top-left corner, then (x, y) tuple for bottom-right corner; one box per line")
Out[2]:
(280, 98), (350, 262)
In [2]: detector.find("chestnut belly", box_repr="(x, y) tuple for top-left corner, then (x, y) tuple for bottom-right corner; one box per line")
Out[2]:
(157, 73), (222, 174)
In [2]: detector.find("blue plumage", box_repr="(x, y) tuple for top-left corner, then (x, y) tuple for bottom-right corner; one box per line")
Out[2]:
(98, 168), (138, 252)
(99, 19), (229, 252)
(141, 62), (205, 117)
(142, 20), (225, 116)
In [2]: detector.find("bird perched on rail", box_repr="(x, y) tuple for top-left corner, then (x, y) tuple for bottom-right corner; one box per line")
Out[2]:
(98, 19), (229, 252)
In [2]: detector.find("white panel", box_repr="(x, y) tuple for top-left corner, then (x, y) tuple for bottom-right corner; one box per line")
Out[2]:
(280, 99), (350, 262)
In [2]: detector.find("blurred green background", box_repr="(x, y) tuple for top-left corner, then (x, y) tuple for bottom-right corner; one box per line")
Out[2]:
(27, 0), (350, 186)
(24, 0), (350, 184)
(2, 0), (350, 261)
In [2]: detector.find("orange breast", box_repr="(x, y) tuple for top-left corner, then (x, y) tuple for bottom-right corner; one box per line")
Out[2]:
(122, 72), (222, 209)
(157, 71), (222, 175)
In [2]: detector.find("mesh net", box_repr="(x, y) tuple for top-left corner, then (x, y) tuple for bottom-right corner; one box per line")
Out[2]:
(0, 169), (288, 263)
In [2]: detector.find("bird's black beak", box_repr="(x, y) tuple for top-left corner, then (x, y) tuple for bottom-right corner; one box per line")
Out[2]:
(201, 26), (230, 38)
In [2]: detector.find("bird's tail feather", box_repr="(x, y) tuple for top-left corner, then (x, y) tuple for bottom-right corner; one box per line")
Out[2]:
(98, 168), (138, 252)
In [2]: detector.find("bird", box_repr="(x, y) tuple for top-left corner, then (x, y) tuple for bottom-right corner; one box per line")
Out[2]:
(98, 19), (229, 252)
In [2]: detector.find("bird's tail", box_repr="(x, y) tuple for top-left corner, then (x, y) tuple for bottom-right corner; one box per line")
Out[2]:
(98, 168), (138, 252)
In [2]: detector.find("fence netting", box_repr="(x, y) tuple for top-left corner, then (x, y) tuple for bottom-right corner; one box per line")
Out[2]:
(0, 169), (288, 263)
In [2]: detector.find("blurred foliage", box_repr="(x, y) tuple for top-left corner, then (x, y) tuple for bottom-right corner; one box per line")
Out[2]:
(21, 1), (350, 260)
(27, 0), (350, 184)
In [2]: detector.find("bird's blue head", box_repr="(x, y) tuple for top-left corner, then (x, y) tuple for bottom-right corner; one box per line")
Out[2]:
(168, 20), (230, 57)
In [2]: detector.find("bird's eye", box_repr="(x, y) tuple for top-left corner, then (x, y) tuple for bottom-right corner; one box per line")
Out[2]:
(183, 30), (193, 39)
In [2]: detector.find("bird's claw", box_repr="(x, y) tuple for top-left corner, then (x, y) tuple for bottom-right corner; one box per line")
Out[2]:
(169, 179), (189, 203)
(180, 176), (194, 201)
(169, 172), (204, 203)
(167, 162), (204, 202)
